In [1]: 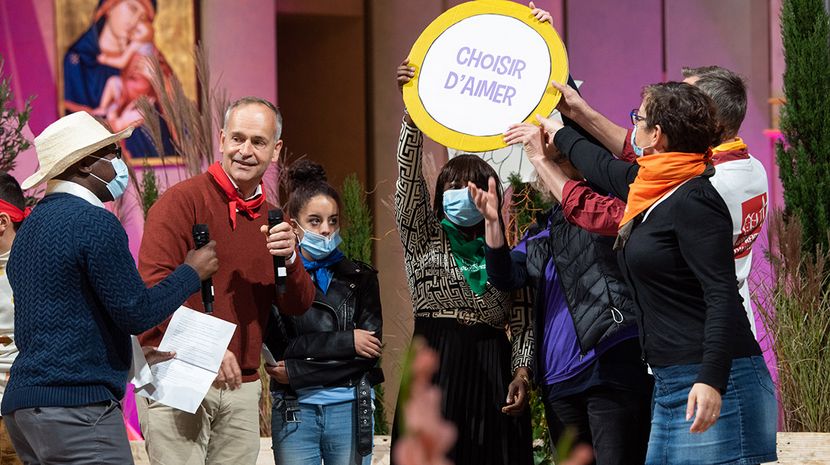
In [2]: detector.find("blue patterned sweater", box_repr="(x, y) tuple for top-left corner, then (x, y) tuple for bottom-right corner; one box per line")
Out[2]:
(1, 193), (200, 414)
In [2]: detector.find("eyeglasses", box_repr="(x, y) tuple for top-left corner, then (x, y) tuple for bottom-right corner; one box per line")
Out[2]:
(630, 109), (647, 126)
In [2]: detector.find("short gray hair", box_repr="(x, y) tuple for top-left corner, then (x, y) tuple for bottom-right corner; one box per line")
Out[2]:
(223, 96), (283, 140)
(681, 66), (747, 140)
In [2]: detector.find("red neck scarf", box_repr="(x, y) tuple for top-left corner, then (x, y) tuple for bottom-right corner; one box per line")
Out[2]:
(711, 137), (750, 166)
(207, 163), (266, 230)
(0, 199), (30, 222)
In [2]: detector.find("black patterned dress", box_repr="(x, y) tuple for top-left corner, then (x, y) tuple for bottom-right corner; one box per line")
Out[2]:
(391, 120), (534, 465)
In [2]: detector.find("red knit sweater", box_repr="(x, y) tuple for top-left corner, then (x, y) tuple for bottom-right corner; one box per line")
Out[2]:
(138, 172), (314, 382)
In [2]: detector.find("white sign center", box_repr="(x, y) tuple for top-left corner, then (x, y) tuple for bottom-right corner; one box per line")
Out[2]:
(417, 14), (551, 137)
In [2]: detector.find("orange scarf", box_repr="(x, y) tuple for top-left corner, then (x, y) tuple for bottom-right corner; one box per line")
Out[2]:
(619, 151), (711, 230)
(207, 162), (266, 230)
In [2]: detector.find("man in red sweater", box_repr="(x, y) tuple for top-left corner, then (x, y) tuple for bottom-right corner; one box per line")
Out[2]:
(138, 97), (314, 465)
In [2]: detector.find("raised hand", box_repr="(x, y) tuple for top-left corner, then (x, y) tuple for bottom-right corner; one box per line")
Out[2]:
(529, 2), (553, 24)
(504, 123), (549, 162)
(397, 59), (415, 94)
(468, 177), (500, 223)
(469, 177), (505, 249)
(536, 114), (565, 140)
(550, 79), (587, 120)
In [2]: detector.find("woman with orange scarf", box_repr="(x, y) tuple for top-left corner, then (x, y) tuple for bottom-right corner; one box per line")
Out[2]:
(538, 82), (777, 465)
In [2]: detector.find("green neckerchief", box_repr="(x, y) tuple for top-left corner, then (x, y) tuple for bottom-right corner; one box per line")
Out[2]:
(440, 218), (488, 295)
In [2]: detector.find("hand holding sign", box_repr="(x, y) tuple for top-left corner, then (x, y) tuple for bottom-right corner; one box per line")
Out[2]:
(403, 0), (568, 152)
(397, 60), (415, 95)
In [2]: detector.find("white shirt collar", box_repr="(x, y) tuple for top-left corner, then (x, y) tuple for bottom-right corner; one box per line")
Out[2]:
(45, 180), (105, 209)
(222, 167), (262, 201)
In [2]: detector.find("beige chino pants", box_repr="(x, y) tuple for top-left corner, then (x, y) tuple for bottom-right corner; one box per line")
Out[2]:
(139, 380), (261, 465)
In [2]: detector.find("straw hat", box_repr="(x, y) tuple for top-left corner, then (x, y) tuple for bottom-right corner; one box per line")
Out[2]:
(22, 112), (134, 190)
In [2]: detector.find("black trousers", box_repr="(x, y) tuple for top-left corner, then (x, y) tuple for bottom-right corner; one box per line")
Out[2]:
(392, 317), (532, 465)
(542, 383), (653, 465)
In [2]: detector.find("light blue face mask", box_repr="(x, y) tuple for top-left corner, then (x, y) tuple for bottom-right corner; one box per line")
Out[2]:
(630, 124), (653, 158)
(442, 187), (484, 227)
(299, 227), (343, 260)
(90, 156), (130, 200)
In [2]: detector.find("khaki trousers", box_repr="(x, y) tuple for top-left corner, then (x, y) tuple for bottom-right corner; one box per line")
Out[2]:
(140, 381), (261, 465)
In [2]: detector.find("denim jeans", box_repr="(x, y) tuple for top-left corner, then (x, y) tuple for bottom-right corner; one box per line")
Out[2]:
(272, 399), (372, 465)
(646, 356), (778, 465)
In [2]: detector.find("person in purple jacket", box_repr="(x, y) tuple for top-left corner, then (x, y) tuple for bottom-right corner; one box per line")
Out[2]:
(471, 172), (652, 465)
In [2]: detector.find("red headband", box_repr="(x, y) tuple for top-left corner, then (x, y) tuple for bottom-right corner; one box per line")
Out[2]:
(0, 199), (30, 223)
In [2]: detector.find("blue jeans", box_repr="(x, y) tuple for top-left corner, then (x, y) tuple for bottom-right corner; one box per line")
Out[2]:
(271, 399), (372, 465)
(646, 356), (778, 465)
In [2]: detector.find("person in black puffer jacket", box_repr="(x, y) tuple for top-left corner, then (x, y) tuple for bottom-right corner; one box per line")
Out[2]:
(472, 168), (652, 465)
(265, 160), (383, 465)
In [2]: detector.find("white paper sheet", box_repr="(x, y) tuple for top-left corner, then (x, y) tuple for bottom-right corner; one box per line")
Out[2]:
(135, 307), (236, 414)
(129, 336), (153, 389)
(262, 344), (278, 366)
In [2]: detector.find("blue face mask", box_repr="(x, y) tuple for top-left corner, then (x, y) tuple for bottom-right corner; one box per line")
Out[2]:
(630, 124), (653, 158)
(299, 228), (343, 260)
(442, 187), (484, 227)
(90, 156), (130, 200)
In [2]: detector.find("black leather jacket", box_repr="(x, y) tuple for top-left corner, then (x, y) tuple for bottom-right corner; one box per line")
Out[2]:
(265, 256), (384, 391)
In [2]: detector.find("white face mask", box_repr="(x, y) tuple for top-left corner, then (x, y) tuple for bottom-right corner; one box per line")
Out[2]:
(298, 226), (343, 260)
(631, 124), (656, 157)
(442, 187), (484, 227)
(89, 156), (130, 200)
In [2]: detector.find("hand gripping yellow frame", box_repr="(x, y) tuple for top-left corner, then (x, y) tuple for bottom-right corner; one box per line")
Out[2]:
(403, 0), (569, 152)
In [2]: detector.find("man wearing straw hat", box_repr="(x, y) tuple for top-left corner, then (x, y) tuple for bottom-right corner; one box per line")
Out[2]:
(0, 111), (219, 464)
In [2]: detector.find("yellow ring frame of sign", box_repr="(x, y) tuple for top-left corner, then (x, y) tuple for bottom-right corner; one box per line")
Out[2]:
(403, 0), (569, 152)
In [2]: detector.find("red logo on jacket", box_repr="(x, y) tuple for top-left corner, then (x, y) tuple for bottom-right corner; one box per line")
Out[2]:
(734, 193), (768, 259)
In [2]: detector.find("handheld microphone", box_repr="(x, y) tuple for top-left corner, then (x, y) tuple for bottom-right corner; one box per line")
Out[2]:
(269, 209), (287, 295)
(192, 224), (214, 314)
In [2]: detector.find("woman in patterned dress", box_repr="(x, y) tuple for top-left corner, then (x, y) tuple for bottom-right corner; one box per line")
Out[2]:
(390, 62), (534, 465)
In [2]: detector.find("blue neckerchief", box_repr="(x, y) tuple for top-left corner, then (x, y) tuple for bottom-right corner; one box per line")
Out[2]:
(300, 249), (345, 294)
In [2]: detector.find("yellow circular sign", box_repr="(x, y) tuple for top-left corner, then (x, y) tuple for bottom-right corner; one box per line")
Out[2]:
(403, 0), (568, 152)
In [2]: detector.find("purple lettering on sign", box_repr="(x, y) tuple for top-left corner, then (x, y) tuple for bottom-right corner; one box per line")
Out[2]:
(457, 47), (471, 65)
(440, 47), (527, 107)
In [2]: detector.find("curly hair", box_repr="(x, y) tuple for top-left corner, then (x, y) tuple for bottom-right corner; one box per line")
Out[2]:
(284, 159), (341, 220)
(641, 82), (721, 154)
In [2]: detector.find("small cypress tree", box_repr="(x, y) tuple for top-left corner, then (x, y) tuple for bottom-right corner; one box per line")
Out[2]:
(140, 161), (160, 216)
(776, 0), (830, 254)
(340, 174), (373, 263)
(339, 173), (390, 435)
